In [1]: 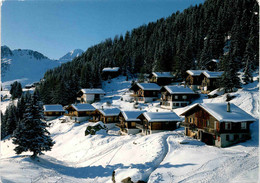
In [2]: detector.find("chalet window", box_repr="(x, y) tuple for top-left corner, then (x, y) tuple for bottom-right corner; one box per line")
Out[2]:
(234, 134), (239, 140)
(241, 122), (247, 129)
(176, 103), (179, 106)
(131, 122), (136, 127)
(107, 118), (112, 122)
(181, 103), (186, 107)
(153, 92), (156, 96)
(226, 135), (229, 141)
(229, 134), (234, 141)
(225, 122), (231, 130)
(182, 95), (187, 100)
(174, 95), (178, 99)
(189, 118), (192, 123)
(207, 120), (210, 127)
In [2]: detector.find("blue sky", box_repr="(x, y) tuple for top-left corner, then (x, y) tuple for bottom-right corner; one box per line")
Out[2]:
(2, 0), (204, 59)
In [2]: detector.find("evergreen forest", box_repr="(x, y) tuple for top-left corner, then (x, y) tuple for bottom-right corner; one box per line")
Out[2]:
(39, 0), (259, 105)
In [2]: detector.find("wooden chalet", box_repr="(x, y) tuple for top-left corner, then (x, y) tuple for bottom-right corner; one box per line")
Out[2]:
(160, 85), (198, 109)
(148, 72), (174, 86)
(77, 88), (105, 103)
(64, 103), (96, 122)
(137, 111), (181, 135)
(101, 67), (120, 80)
(200, 71), (223, 94)
(205, 59), (219, 71)
(43, 104), (65, 121)
(181, 103), (255, 147)
(118, 110), (145, 135)
(186, 70), (206, 91)
(129, 83), (161, 103)
(92, 107), (121, 129)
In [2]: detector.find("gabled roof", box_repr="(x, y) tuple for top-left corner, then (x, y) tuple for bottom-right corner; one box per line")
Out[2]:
(137, 83), (161, 91)
(80, 88), (105, 94)
(141, 112), (181, 122)
(152, 72), (174, 78)
(98, 108), (121, 116)
(186, 70), (207, 76)
(121, 110), (146, 122)
(43, 104), (65, 112)
(202, 71), (223, 78)
(102, 67), (120, 72)
(163, 85), (195, 94)
(181, 103), (255, 123)
(71, 103), (96, 111)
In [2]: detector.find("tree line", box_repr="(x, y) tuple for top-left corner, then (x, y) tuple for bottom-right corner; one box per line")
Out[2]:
(39, 0), (258, 104)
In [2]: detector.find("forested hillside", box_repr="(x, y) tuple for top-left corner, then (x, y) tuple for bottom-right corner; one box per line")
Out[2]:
(39, 0), (259, 105)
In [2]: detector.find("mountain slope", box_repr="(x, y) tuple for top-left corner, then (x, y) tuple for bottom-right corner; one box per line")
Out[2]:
(1, 46), (61, 88)
(1, 46), (84, 88)
(58, 49), (84, 63)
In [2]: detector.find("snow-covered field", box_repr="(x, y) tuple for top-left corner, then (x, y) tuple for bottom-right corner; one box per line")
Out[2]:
(0, 75), (259, 183)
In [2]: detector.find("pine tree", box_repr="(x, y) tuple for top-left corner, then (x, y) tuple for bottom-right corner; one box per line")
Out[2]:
(10, 81), (23, 100)
(12, 92), (54, 158)
(17, 95), (26, 121)
(1, 112), (7, 139)
(219, 52), (241, 93)
(6, 104), (18, 135)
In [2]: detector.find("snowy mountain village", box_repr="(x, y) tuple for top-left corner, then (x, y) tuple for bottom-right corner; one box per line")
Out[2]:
(1, 0), (259, 182)
(42, 67), (255, 148)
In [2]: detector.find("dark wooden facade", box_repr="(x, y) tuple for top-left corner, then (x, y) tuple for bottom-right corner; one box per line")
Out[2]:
(44, 111), (65, 117)
(130, 84), (159, 99)
(182, 105), (252, 147)
(137, 114), (177, 135)
(65, 105), (96, 117)
(149, 76), (173, 86)
(201, 77), (220, 93)
(92, 110), (119, 124)
(118, 113), (136, 129)
(186, 74), (204, 86)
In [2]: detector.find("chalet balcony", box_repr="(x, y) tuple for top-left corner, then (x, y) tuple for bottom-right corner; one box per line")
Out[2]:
(136, 123), (144, 130)
(181, 122), (198, 130)
(203, 127), (219, 135)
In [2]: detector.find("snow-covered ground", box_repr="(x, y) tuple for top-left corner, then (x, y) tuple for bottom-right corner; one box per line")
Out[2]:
(0, 75), (259, 183)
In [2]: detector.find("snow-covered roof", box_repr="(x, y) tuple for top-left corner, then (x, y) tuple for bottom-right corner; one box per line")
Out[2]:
(142, 112), (181, 122)
(43, 105), (65, 112)
(202, 71), (223, 78)
(137, 83), (161, 91)
(186, 70), (207, 76)
(102, 67), (120, 72)
(80, 88), (105, 94)
(152, 72), (173, 78)
(181, 103), (255, 123)
(211, 59), (219, 63)
(71, 103), (96, 111)
(121, 111), (146, 122)
(164, 85), (195, 94)
(99, 108), (121, 116)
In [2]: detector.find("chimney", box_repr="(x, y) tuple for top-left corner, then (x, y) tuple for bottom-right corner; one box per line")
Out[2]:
(101, 106), (104, 110)
(156, 109), (158, 112)
(140, 107), (142, 111)
(227, 102), (230, 112)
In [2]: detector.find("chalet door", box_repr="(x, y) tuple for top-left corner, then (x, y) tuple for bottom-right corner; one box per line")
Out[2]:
(201, 132), (214, 145)
(94, 94), (100, 100)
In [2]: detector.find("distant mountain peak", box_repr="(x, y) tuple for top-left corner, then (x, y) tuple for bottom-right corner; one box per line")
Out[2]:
(58, 49), (84, 63)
